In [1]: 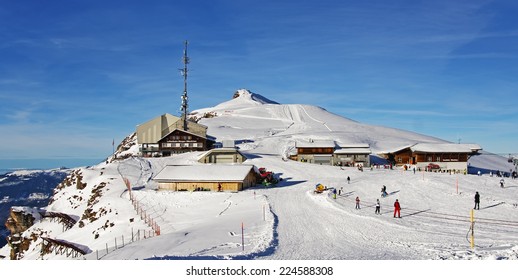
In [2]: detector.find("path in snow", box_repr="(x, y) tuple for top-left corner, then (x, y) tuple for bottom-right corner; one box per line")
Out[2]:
(251, 157), (425, 259)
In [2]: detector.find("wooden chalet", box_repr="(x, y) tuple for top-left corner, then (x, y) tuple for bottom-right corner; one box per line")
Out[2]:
(153, 165), (257, 192)
(136, 113), (214, 157)
(158, 129), (213, 156)
(383, 143), (482, 171)
(292, 140), (336, 165)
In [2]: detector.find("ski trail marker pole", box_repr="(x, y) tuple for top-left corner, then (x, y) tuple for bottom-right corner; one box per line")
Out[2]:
(241, 222), (244, 251)
(471, 209), (475, 248)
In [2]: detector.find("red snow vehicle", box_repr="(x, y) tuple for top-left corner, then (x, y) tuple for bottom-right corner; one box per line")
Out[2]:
(258, 167), (279, 186)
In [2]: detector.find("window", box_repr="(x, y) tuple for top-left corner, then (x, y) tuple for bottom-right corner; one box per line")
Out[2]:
(436, 156), (441, 162)
(428, 156), (432, 162)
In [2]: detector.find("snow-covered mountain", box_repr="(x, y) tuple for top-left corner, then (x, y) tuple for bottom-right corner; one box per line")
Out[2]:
(191, 89), (446, 155)
(1, 89), (516, 260)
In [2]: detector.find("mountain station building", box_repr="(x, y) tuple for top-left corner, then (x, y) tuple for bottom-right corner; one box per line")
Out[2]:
(136, 113), (215, 157)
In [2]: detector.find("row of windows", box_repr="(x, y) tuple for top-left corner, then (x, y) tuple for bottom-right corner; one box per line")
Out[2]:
(298, 148), (334, 153)
(397, 155), (467, 163)
(162, 142), (202, 148)
(169, 135), (194, 140)
(339, 155), (367, 160)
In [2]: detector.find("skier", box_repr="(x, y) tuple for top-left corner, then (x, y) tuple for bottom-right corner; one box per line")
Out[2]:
(393, 199), (401, 218)
(375, 199), (381, 215)
(355, 196), (360, 209)
(381, 185), (387, 197)
(333, 188), (337, 199)
(474, 192), (480, 210)
(500, 179), (505, 188)
(347, 176), (351, 184)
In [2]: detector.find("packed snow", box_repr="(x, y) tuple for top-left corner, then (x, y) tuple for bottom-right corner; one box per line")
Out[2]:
(1, 89), (517, 263)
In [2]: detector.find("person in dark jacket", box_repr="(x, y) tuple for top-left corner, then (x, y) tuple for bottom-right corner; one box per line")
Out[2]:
(474, 192), (480, 210)
(393, 199), (401, 218)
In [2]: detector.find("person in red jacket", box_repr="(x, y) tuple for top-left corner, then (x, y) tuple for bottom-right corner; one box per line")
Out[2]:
(393, 199), (401, 218)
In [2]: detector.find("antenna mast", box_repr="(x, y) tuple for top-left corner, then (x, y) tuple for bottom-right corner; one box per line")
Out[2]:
(180, 40), (189, 131)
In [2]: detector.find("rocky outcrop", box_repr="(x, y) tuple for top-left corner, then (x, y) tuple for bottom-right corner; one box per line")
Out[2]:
(4, 207), (41, 260)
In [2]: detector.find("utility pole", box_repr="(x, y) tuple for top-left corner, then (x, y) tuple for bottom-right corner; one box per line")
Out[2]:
(180, 40), (189, 131)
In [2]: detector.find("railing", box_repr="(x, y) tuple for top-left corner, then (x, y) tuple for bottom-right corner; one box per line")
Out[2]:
(129, 190), (161, 236)
(76, 229), (157, 260)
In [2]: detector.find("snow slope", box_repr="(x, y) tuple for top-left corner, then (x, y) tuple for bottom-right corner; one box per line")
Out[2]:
(192, 89), (447, 157)
(1, 89), (516, 261)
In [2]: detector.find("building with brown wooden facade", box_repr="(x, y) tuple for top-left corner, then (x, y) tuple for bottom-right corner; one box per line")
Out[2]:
(382, 143), (482, 171)
(136, 113), (214, 157)
(292, 140), (336, 165)
(290, 140), (372, 166)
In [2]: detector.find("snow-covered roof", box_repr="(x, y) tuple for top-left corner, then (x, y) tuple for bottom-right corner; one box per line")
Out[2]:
(153, 165), (255, 182)
(411, 143), (482, 153)
(377, 144), (415, 154)
(197, 148), (246, 161)
(336, 143), (370, 149)
(296, 140), (335, 148)
(334, 148), (372, 154)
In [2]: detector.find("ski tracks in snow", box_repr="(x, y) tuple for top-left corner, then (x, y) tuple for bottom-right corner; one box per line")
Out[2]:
(281, 104), (332, 132)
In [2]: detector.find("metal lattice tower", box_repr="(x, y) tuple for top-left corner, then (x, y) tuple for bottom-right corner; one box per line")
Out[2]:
(180, 40), (189, 131)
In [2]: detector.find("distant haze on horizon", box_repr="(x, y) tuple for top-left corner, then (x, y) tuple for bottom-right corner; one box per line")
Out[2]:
(1, 0), (517, 159)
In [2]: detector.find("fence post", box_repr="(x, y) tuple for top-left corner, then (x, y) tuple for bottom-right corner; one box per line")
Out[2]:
(96, 250), (99, 260)
(132, 228), (134, 242)
(105, 243), (108, 255)
(122, 235), (125, 247)
(115, 238), (117, 249)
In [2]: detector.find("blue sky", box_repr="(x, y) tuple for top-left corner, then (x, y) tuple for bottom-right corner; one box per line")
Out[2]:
(0, 0), (517, 165)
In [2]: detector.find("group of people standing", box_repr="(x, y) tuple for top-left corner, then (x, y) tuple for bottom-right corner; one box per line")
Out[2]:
(354, 195), (401, 218)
